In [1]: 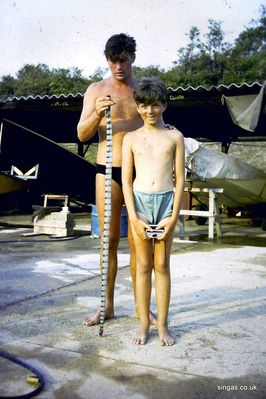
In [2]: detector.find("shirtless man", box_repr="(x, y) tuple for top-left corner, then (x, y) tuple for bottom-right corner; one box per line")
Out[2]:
(77, 33), (152, 326)
(122, 77), (185, 345)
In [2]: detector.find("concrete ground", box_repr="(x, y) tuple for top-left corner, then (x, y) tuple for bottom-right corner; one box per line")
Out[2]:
(0, 213), (266, 399)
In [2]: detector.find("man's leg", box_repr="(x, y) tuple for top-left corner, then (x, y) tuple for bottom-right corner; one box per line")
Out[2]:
(83, 174), (123, 326)
(154, 233), (175, 346)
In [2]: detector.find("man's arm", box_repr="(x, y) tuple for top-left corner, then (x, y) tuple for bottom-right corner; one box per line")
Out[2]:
(77, 84), (115, 142)
(77, 84), (100, 142)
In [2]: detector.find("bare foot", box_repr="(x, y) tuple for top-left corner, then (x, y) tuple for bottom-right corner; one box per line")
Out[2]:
(132, 327), (149, 345)
(83, 309), (114, 326)
(158, 326), (175, 346)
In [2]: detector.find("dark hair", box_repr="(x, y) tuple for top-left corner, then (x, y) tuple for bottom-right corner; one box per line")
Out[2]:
(104, 33), (136, 61)
(133, 77), (168, 105)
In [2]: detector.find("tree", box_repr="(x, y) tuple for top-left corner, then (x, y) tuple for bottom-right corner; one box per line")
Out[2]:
(223, 5), (266, 83)
(133, 65), (165, 79)
(0, 64), (91, 100)
(0, 75), (16, 99)
(15, 64), (52, 96)
(48, 67), (90, 95)
(1, 6), (265, 98)
(175, 26), (201, 73)
(174, 20), (230, 86)
(89, 67), (107, 83)
(170, 6), (265, 86)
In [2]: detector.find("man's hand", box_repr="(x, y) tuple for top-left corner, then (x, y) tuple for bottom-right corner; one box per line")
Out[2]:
(95, 96), (116, 118)
(164, 123), (176, 130)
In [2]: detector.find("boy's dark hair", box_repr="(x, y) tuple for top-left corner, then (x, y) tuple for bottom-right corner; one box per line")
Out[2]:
(133, 77), (168, 105)
(104, 33), (136, 61)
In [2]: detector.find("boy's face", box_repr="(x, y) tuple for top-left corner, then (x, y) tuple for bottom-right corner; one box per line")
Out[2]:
(136, 101), (167, 126)
(107, 54), (135, 81)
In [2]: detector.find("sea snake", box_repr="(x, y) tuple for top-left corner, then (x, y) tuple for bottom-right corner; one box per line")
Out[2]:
(99, 98), (112, 336)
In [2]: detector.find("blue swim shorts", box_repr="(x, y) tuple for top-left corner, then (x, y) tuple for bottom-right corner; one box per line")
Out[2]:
(133, 189), (174, 225)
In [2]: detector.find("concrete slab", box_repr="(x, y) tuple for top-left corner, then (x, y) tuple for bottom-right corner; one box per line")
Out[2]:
(0, 214), (266, 398)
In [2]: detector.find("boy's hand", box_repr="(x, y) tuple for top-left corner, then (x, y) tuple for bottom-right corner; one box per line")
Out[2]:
(132, 219), (150, 240)
(156, 219), (176, 240)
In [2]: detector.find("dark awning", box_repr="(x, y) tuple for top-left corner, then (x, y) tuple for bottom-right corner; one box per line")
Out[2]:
(0, 81), (265, 143)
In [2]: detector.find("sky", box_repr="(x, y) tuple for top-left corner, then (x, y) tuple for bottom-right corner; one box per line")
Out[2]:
(0, 0), (264, 79)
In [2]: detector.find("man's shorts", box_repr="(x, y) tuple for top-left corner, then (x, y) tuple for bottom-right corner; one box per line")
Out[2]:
(133, 189), (174, 225)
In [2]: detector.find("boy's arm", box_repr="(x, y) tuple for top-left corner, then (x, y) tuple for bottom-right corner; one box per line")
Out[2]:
(172, 132), (185, 223)
(122, 134), (138, 222)
(157, 132), (185, 238)
(122, 134), (149, 240)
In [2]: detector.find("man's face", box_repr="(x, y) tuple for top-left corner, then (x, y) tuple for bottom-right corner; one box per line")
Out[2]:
(107, 54), (135, 81)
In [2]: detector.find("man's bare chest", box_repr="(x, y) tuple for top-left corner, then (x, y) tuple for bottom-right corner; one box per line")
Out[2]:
(111, 96), (138, 120)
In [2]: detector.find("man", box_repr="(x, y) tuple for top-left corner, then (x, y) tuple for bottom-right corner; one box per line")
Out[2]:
(78, 33), (157, 326)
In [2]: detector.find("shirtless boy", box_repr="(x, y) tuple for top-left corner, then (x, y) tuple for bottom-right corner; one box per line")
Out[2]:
(122, 77), (185, 345)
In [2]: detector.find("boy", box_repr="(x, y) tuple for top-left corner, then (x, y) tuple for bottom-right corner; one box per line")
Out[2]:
(122, 77), (185, 345)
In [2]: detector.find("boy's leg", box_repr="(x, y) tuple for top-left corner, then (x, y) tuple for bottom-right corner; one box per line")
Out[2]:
(83, 174), (123, 326)
(128, 223), (137, 309)
(128, 215), (157, 325)
(131, 226), (153, 344)
(154, 232), (175, 345)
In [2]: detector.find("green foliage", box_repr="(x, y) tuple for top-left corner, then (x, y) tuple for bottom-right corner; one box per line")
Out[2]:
(132, 65), (165, 79)
(14, 64), (52, 97)
(48, 67), (90, 95)
(223, 5), (266, 84)
(171, 6), (266, 86)
(173, 20), (231, 86)
(0, 75), (16, 98)
(0, 5), (265, 99)
(0, 63), (105, 100)
(89, 67), (108, 83)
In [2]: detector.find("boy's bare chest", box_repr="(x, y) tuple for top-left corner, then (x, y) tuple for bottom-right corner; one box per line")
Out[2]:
(134, 135), (174, 158)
